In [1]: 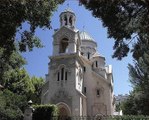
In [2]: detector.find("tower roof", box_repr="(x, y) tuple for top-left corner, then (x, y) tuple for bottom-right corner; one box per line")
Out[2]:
(92, 52), (105, 59)
(64, 8), (74, 13)
(60, 7), (75, 16)
(79, 31), (95, 41)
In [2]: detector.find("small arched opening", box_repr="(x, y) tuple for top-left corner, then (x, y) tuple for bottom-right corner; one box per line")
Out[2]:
(64, 15), (67, 25)
(59, 38), (69, 53)
(69, 16), (72, 26)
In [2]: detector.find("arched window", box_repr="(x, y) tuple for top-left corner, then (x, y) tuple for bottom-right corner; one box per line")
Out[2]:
(96, 61), (98, 67)
(65, 71), (67, 80)
(96, 89), (100, 96)
(84, 87), (86, 94)
(87, 52), (90, 59)
(69, 16), (72, 26)
(83, 67), (86, 72)
(61, 67), (64, 80)
(57, 72), (60, 81)
(57, 66), (68, 82)
(59, 38), (69, 53)
(64, 15), (67, 25)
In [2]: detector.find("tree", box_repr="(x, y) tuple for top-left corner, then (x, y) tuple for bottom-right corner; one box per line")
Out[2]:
(0, 1), (63, 119)
(3, 68), (34, 95)
(0, 89), (27, 120)
(29, 76), (44, 104)
(115, 103), (121, 112)
(127, 55), (149, 114)
(80, 0), (149, 115)
(0, 48), (26, 86)
(121, 92), (138, 115)
(2, 67), (44, 102)
(80, 0), (149, 60)
(0, 47), (44, 119)
(0, 68), (44, 119)
(0, 0), (64, 87)
(0, 0), (64, 55)
(121, 38), (149, 115)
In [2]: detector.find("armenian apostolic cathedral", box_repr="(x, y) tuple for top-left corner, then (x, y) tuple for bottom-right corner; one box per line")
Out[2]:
(41, 8), (114, 117)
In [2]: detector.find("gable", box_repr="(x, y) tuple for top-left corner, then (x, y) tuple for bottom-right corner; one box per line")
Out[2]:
(53, 26), (77, 40)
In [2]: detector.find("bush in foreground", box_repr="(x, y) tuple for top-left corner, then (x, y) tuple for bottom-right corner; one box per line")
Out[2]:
(32, 104), (58, 120)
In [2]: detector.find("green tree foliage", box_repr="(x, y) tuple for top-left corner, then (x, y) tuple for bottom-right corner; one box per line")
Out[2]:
(0, 0), (64, 86)
(80, 0), (149, 115)
(0, 0), (63, 119)
(121, 92), (138, 115)
(29, 76), (44, 104)
(0, 47), (44, 119)
(80, 0), (149, 60)
(3, 68), (34, 95)
(0, 48), (26, 85)
(121, 39), (149, 115)
(2, 67), (44, 102)
(122, 90), (149, 115)
(0, 66), (44, 119)
(115, 103), (121, 112)
(0, 89), (26, 120)
(108, 115), (149, 120)
(0, 68), (44, 119)
(0, 0), (64, 55)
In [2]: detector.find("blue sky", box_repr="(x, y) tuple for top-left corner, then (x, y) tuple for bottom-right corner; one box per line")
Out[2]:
(22, 0), (133, 96)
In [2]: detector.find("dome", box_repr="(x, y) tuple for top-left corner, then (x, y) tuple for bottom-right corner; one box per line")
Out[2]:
(64, 8), (74, 13)
(79, 31), (95, 41)
(60, 8), (75, 16)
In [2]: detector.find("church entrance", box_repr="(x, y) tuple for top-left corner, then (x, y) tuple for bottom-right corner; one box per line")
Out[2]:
(57, 102), (71, 120)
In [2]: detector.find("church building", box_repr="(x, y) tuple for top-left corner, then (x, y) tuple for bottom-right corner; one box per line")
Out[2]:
(41, 8), (114, 117)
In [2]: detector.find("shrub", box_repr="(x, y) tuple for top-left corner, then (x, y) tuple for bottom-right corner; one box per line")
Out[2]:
(32, 104), (58, 120)
(107, 115), (149, 120)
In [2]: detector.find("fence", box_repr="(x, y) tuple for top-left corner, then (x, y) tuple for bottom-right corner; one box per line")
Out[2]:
(50, 115), (149, 120)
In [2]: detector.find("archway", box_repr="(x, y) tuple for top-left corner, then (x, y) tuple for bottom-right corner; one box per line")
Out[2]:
(57, 102), (71, 119)
(59, 38), (69, 53)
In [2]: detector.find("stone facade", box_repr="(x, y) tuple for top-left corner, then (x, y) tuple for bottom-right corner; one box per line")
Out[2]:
(41, 8), (114, 116)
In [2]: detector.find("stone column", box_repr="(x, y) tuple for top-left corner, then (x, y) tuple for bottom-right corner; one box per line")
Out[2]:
(24, 100), (34, 120)
(67, 15), (70, 26)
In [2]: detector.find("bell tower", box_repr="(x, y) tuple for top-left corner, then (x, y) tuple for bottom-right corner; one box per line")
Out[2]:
(52, 8), (80, 56)
(60, 8), (76, 27)
(41, 8), (86, 116)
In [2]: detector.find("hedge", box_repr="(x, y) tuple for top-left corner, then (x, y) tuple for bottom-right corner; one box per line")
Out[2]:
(32, 104), (58, 120)
(106, 115), (149, 120)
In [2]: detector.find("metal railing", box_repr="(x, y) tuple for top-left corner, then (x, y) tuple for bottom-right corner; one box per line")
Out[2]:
(50, 116), (149, 120)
